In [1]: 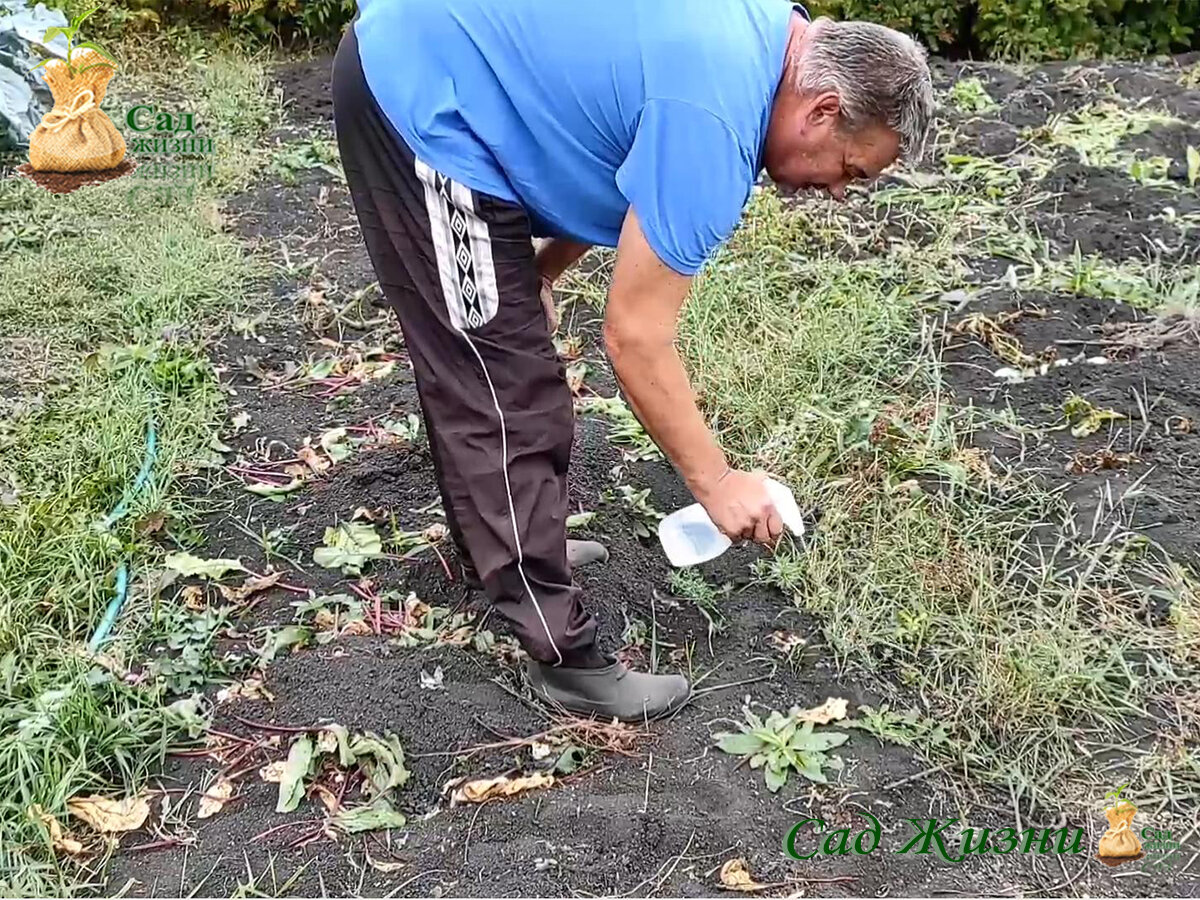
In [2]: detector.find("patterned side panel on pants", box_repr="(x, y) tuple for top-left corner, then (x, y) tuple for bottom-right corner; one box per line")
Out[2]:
(415, 159), (500, 330)
(413, 156), (564, 666)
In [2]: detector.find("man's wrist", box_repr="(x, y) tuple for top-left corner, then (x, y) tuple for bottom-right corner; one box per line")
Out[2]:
(687, 460), (732, 501)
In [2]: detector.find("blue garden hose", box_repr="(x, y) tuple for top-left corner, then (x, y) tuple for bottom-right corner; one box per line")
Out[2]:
(88, 419), (158, 652)
(88, 564), (129, 653)
(100, 421), (158, 530)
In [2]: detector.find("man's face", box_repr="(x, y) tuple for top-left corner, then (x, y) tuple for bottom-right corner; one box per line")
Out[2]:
(764, 91), (900, 201)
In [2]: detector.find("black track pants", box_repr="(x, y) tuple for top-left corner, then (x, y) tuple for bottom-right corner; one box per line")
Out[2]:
(332, 26), (603, 668)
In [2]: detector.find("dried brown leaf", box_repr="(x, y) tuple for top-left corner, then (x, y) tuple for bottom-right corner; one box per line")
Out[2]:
(718, 858), (768, 892)
(197, 777), (234, 819)
(450, 772), (555, 806)
(135, 511), (167, 535)
(180, 585), (206, 611)
(30, 805), (87, 856)
(297, 445), (331, 475)
(259, 761), (286, 783)
(365, 848), (406, 873)
(216, 676), (272, 704)
(313, 784), (341, 814)
(790, 697), (849, 725)
(66, 794), (150, 834)
(218, 572), (283, 604)
(769, 631), (805, 654)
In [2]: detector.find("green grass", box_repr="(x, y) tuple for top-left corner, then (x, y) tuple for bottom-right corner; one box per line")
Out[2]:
(0, 38), (275, 896)
(1030, 101), (1181, 174)
(948, 77), (998, 114)
(676, 188), (1200, 812)
(1037, 251), (1200, 311)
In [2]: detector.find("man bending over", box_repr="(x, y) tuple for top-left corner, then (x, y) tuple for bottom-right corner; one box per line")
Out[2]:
(332, 0), (933, 721)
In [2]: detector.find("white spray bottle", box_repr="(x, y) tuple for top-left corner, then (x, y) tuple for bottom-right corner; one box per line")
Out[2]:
(657, 477), (805, 568)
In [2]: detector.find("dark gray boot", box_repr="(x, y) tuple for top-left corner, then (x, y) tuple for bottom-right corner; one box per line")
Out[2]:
(459, 539), (608, 589)
(526, 658), (690, 722)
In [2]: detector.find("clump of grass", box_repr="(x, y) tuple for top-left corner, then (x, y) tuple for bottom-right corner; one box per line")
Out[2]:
(680, 188), (1200, 813)
(1031, 101), (1180, 172)
(0, 39), (273, 896)
(668, 568), (727, 641)
(1178, 61), (1200, 89)
(949, 77), (998, 114)
(1039, 249), (1200, 311)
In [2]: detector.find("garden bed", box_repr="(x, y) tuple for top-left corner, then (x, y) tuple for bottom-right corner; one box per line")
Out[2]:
(93, 53), (1200, 897)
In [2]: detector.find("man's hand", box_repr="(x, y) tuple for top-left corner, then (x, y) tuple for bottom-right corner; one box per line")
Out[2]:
(539, 275), (559, 333)
(534, 238), (591, 335)
(695, 468), (783, 547)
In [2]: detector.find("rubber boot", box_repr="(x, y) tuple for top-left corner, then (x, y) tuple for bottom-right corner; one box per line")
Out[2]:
(458, 539), (609, 590)
(525, 658), (690, 722)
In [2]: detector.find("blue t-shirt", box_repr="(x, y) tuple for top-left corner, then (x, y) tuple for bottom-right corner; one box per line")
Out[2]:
(354, 0), (797, 275)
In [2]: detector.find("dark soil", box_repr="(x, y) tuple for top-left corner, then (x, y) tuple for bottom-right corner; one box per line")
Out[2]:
(942, 290), (1200, 568)
(1034, 163), (1200, 259)
(103, 55), (1199, 897)
(16, 158), (136, 194)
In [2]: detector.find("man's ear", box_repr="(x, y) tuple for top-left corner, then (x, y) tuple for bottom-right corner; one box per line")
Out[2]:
(807, 91), (841, 128)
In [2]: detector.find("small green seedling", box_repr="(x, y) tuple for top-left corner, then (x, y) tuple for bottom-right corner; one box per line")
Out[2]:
(313, 522), (384, 575)
(604, 483), (663, 538)
(1128, 156), (1171, 186)
(668, 568), (728, 639)
(714, 705), (848, 792)
(949, 77), (997, 114)
(847, 704), (950, 749)
(30, 6), (117, 76)
(579, 396), (662, 461)
(1063, 394), (1125, 438)
(1104, 783), (1135, 810)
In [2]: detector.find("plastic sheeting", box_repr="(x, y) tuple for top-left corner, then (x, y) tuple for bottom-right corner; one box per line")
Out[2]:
(0, 1), (69, 151)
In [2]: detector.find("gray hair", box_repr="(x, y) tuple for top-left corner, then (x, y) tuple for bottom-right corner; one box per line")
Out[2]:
(790, 18), (935, 162)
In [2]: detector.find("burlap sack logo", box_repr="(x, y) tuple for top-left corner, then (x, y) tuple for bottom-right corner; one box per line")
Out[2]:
(24, 6), (127, 192)
(1095, 784), (1143, 867)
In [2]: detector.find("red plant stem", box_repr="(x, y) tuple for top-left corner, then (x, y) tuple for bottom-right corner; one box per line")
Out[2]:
(348, 580), (384, 634)
(229, 713), (316, 734)
(228, 471), (295, 486)
(128, 838), (188, 852)
(220, 736), (269, 773)
(250, 819), (323, 844)
(225, 763), (265, 782)
(205, 728), (259, 746)
(288, 827), (328, 849)
(427, 541), (453, 581)
(240, 568), (309, 596)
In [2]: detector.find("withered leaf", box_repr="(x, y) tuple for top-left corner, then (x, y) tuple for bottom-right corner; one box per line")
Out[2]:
(67, 794), (150, 834)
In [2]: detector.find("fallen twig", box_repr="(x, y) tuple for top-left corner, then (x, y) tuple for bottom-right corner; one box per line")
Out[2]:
(229, 713), (318, 734)
(250, 818), (324, 844)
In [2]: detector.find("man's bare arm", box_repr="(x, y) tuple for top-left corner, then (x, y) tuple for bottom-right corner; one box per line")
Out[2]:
(603, 210), (781, 545)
